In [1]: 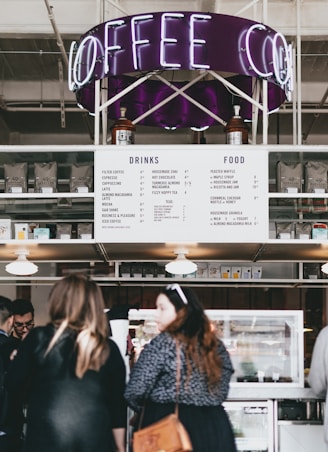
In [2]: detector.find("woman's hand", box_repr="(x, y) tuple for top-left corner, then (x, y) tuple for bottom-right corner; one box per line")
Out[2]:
(9, 348), (18, 360)
(112, 427), (126, 452)
(115, 446), (126, 452)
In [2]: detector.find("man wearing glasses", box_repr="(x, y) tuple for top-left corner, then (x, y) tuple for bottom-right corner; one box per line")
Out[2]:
(0, 298), (34, 369)
(11, 299), (35, 344)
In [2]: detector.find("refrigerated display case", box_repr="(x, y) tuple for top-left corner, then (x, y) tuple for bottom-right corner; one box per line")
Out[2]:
(128, 309), (304, 388)
(209, 310), (304, 387)
(224, 400), (274, 452)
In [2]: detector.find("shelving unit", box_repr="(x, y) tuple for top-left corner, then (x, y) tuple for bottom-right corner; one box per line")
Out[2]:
(0, 146), (94, 249)
(0, 145), (327, 286)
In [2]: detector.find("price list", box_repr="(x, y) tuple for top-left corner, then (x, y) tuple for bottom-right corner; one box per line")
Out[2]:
(95, 146), (268, 242)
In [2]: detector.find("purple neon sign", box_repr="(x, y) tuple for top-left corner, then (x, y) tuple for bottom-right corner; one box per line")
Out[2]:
(69, 12), (292, 128)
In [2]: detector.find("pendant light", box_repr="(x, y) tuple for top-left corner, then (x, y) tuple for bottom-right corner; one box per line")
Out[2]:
(5, 249), (38, 276)
(321, 263), (328, 274)
(165, 249), (197, 275)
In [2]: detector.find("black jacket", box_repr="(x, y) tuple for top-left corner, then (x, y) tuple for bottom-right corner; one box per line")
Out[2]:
(5, 324), (127, 452)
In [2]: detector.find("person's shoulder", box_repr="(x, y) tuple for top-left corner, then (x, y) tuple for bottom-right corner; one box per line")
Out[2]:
(145, 331), (174, 351)
(23, 324), (55, 345)
(0, 337), (10, 357)
(217, 337), (227, 349)
(0, 335), (19, 352)
(108, 337), (120, 353)
(0, 334), (9, 345)
(0, 336), (20, 366)
(107, 337), (126, 360)
(26, 324), (49, 338)
(316, 325), (328, 339)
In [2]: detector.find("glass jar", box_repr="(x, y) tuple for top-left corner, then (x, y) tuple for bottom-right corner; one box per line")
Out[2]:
(224, 105), (249, 144)
(110, 107), (135, 145)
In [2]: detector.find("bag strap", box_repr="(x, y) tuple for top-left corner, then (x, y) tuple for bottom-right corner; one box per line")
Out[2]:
(137, 338), (182, 429)
(174, 339), (181, 417)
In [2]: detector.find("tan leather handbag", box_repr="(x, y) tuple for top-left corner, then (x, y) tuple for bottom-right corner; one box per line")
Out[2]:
(132, 341), (193, 452)
(133, 412), (192, 452)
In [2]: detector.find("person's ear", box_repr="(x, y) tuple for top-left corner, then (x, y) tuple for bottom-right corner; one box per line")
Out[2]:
(7, 315), (14, 332)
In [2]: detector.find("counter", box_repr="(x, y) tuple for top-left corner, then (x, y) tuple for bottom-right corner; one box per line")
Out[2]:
(228, 386), (320, 400)
(226, 387), (326, 452)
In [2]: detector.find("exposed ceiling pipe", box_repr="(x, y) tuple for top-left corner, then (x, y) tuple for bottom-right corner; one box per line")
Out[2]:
(296, 0), (302, 144)
(5, 107), (83, 112)
(43, 0), (68, 69)
(3, 103), (327, 115)
(278, 108), (328, 114)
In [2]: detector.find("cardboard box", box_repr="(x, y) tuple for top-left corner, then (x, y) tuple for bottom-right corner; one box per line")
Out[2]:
(28, 223), (39, 239)
(312, 224), (328, 240)
(33, 228), (50, 240)
(0, 219), (11, 240)
(15, 223), (28, 240)
(45, 224), (57, 239)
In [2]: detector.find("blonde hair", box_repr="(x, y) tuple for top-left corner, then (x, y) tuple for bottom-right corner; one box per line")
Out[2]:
(46, 273), (109, 378)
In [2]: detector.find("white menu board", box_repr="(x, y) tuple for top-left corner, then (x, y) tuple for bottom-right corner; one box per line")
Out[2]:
(95, 145), (268, 243)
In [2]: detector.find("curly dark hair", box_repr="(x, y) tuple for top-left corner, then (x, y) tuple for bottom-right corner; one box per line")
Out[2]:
(160, 285), (222, 387)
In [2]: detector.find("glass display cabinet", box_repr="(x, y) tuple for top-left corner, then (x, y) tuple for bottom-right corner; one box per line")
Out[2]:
(128, 309), (304, 387)
(224, 400), (274, 452)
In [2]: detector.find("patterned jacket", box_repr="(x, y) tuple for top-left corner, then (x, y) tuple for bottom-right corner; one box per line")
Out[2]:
(124, 331), (234, 411)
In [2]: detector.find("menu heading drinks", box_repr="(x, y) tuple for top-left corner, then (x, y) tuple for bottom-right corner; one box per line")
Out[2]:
(95, 146), (268, 243)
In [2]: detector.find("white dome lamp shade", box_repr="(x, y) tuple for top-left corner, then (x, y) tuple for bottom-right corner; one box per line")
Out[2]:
(6, 249), (38, 276)
(165, 249), (197, 275)
(321, 263), (328, 275)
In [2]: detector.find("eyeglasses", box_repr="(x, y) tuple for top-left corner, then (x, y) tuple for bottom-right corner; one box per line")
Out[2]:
(166, 283), (188, 305)
(14, 320), (34, 330)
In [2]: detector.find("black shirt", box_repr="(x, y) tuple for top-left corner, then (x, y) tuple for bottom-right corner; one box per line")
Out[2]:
(5, 324), (127, 452)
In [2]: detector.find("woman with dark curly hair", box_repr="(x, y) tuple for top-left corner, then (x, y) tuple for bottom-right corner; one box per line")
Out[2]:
(124, 283), (237, 452)
(6, 274), (127, 452)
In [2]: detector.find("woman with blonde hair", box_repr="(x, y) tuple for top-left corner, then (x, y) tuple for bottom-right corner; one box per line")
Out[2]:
(125, 284), (236, 452)
(6, 273), (127, 452)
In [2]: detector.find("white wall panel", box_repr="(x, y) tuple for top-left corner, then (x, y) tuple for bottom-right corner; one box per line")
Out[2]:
(0, 0), (100, 35)
(0, 1), (327, 37)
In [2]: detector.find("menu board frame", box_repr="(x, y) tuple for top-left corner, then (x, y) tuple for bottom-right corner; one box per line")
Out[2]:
(94, 145), (268, 243)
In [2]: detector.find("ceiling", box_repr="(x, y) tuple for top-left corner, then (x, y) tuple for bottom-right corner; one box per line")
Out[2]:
(0, 37), (328, 144)
(0, 1), (328, 277)
(0, 1), (327, 145)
